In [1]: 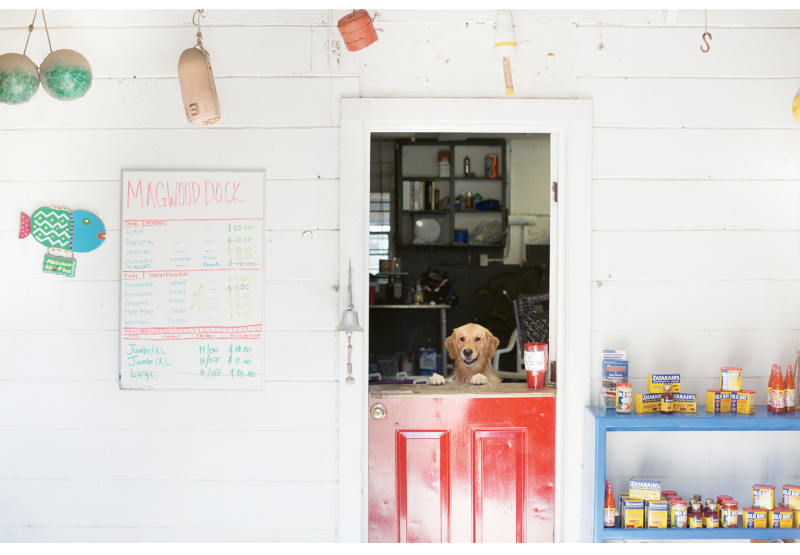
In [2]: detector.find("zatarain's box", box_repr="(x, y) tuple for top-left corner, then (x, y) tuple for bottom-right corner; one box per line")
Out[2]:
(620, 496), (644, 529)
(743, 507), (768, 528)
(674, 393), (697, 413)
(769, 508), (794, 528)
(647, 374), (681, 394)
(629, 479), (661, 501)
(635, 393), (661, 413)
(645, 500), (669, 529)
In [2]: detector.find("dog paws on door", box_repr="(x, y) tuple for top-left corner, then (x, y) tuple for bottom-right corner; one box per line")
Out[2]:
(429, 373), (446, 385)
(470, 374), (489, 385)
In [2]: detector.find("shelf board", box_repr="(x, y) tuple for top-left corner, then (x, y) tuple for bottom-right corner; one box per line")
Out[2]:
(598, 525), (800, 541)
(402, 210), (449, 214)
(400, 176), (446, 182)
(395, 243), (503, 249)
(454, 177), (502, 181)
(587, 405), (800, 431)
(455, 209), (503, 213)
(370, 304), (451, 309)
(372, 273), (409, 278)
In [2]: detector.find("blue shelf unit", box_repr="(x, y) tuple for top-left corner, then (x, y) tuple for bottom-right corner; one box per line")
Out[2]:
(582, 405), (800, 542)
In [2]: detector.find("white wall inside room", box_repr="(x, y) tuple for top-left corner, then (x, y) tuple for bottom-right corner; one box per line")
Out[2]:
(1, 8), (799, 543)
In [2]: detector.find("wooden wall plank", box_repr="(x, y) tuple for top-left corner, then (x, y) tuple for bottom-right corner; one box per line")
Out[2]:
(0, 381), (337, 430)
(0, 430), (337, 481)
(592, 230), (800, 280)
(592, 280), (800, 331)
(593, 128), (800, 179)
(263, 280), (340, 330)
(0, 129), (340, 181)
(592, 180), (800, 231)
(0, 527), (337, 542)
(264, 230), (339, 280)
(0, 480), (337, 529)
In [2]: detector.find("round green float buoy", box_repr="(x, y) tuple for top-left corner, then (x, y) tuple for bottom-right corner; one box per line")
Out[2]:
(40, 49), (92, 101)
(0, 53), (40, 105)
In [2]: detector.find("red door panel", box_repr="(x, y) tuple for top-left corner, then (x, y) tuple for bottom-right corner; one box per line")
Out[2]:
(397, 431), (450, 543)
(368, 393), (555, 543)
(473, 430), (526, 543)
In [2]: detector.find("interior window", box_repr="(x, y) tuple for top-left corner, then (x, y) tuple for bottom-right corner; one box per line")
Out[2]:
(369, 192), (391, 274)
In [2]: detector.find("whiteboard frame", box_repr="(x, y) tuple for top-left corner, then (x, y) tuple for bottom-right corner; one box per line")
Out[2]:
(119, 169), (267, 392)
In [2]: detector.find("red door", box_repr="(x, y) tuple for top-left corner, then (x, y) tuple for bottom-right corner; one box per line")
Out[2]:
(368, 388), (556, 543)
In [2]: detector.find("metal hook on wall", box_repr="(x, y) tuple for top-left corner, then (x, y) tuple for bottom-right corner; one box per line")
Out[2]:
(700, 9), (712, 53)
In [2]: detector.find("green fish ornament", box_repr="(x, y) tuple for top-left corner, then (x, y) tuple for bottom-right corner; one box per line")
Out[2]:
(19, 206), (106, 277)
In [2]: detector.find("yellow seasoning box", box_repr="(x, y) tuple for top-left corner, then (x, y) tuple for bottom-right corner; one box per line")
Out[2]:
(720, 367), (743, 392)
(782, 484), (800, 510)
(706, 390), (730, 413)
(674, 393), (697, 413)
(645, 500), (669, 529)
(743, 507), (768, 528)
(769, 508), (794, 528)
(635, 393), (661, 413)
(629, 479), (661, 501)
(731, 390), (756, 414)
(647, 374), (681, 394)
(620, 496), (645, 529)
(753, 484), (775, 510)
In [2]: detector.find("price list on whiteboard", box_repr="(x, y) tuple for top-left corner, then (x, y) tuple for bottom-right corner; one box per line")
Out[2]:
(120, 170), (265, 390)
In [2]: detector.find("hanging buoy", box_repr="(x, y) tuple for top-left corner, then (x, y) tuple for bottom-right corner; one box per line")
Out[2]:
(178, 10), (220, 126)
(40, 49), (93, 101)
(338, 10), (378, 52)
(494, 10), (517, 96)
(0, 53), (40, 105)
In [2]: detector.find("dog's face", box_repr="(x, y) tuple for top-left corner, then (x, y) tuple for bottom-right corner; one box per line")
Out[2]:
(445, 323), (500, 366)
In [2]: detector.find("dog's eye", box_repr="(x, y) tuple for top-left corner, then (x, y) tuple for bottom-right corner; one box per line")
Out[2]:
(460, 337), (465, 342)
(475, 337), (481, 342)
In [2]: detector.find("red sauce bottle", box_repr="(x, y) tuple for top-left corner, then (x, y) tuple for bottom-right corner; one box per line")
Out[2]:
(661, 383), (674, 414)
(785, 365), (796, 413)
(775, 367), (786, 414)
(768, 364), (777, 412)
(604, 482), (615, 528)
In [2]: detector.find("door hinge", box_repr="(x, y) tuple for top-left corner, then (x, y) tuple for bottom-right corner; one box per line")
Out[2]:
(552, 181), (558, 203)
(548, 360), (557, 387)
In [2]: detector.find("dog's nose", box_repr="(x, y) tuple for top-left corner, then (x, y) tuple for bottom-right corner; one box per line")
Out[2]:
(463, 348), (473, 357)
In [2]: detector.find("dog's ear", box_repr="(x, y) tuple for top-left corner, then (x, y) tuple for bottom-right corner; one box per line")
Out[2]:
(484, 329), (500, 360)
(445, 330), (458, 360)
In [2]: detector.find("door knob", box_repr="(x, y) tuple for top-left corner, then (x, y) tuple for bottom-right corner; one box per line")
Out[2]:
(370, 403), (387, 419)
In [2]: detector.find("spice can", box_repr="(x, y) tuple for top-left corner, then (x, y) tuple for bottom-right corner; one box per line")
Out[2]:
(721, 500), (739, 528)
(671, 500), (688, 529)
(465, 192), (473, 209)
(616, 383), (633, 413)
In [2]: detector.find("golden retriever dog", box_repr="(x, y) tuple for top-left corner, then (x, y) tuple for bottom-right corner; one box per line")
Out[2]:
(430, 323), (501, 386)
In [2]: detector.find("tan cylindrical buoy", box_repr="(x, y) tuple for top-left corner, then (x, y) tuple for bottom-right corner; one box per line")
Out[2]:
(338, 10), (378, 52)
(178, 47), (220, 126)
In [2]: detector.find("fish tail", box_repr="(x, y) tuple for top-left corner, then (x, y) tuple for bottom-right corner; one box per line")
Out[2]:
(19, 212), (31, 239)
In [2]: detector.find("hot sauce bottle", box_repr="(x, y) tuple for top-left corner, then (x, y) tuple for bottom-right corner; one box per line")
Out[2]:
(661, 383), (674, 414)
(775, 366), (786, 414)
(604, 482), (615, 528)
(785, 365), (796, 413)
(769, 364), (777, 412)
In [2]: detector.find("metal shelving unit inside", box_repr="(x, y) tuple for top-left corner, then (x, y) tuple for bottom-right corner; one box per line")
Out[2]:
(394, 139), (507, 249)
(583, 405), (800, 542)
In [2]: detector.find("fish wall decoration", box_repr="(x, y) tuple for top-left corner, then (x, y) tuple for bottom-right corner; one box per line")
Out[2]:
(19, 206), (106, 277)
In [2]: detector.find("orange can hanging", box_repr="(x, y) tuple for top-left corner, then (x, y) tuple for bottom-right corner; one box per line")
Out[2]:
(338, 10), (378, 52)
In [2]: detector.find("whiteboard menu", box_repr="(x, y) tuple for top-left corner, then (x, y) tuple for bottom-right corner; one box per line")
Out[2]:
(120, 170), (265, 390)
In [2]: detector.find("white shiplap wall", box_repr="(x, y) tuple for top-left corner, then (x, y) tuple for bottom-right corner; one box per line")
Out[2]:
(0, 8), (798, 542)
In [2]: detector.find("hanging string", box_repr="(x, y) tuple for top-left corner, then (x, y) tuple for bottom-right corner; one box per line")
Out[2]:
(192, 9), (210, 58)
(22, 9), (52, 58)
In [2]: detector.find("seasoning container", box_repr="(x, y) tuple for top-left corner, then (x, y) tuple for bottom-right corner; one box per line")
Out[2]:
(689, 502), (703, 528)
(616, 383), (633, 413)
(743, 507), (768, 528)
(670, 500), (688, 529)
(662, 490), (677, 497)
(660, 383), (674, 414)
(705, 502), (720, 528)
(706, 389), (731, 413)
(717, 495), (733, 521)
(465, 192), (473, 209)
(770, 506), (794, 528)
(721, 500), (739, 528)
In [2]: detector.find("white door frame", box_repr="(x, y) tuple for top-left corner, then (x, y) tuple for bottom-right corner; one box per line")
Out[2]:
(338, 98), (592, 543)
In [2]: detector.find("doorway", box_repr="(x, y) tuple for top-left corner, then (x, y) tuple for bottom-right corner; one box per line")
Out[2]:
(338, 98), (592, 543)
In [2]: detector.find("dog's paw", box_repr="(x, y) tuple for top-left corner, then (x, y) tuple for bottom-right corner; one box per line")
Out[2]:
(470, 374), (489, 385)
(429, 373), (446, 385)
